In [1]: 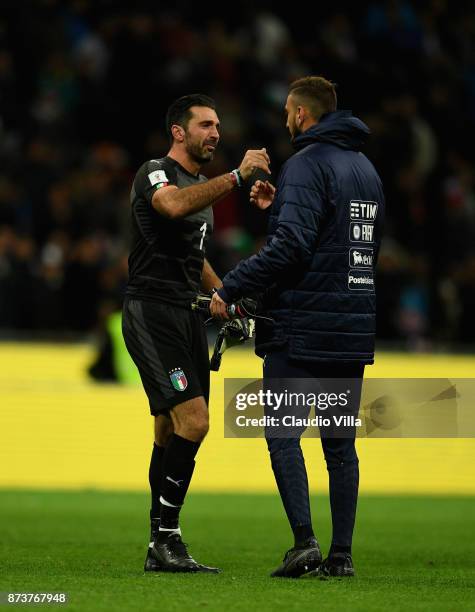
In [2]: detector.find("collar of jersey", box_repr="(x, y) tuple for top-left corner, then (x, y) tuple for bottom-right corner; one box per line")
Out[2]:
(165, 156), (201, 179)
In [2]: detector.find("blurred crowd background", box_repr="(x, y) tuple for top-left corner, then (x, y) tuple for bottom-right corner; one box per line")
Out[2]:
(1, 0), (475, 349)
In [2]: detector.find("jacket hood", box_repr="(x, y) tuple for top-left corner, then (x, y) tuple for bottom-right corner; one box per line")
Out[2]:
(292, 110), (370, 152)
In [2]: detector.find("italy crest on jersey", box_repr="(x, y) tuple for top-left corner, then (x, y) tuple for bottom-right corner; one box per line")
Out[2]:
(169, 368), (188, 391)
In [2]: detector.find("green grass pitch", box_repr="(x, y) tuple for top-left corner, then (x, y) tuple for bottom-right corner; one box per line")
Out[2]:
(1, 490), (474, 611)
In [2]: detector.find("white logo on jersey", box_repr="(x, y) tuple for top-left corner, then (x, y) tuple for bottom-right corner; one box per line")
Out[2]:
(148, 169), (169, 186)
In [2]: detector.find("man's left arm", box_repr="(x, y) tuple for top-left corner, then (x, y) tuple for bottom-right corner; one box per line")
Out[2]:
(201, 258), (222, 292)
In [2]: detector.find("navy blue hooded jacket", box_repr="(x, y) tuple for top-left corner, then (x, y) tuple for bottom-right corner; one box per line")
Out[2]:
(218, 110), (385, 364)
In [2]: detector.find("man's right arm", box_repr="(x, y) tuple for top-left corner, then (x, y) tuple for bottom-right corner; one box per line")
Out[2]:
(152, 148), (271, 219)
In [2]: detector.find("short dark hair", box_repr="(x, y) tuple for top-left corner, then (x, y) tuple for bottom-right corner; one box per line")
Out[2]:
(165, 94), (217, 142)
(289, 76), (337, 120)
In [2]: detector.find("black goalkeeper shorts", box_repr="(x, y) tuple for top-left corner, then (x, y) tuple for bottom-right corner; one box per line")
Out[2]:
(122, 298), (210, 416)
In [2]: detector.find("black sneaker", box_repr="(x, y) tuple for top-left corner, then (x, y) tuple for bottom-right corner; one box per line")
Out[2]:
(151, 533), (220, 573)
(271, 537), (322, 578)
(319, 552), (354, 577)
(144, 518), (161, 572)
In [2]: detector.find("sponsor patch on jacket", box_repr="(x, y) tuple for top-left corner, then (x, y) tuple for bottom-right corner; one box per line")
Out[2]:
(350, 222), (374, 243)
(349, 200), (378, 221)
(349, 247), (373, 269)
(348, 270), (374, 291)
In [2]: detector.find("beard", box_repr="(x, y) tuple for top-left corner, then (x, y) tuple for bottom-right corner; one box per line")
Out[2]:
(185, 137), (215, 164)
(288, 117), (301, 140)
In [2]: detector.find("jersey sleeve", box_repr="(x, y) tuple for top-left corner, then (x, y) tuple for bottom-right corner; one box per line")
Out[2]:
(133, 159), (179, 205)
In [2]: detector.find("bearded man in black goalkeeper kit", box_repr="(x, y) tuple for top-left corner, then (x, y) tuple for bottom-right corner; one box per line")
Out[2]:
(123, 93), (270, 573)
(211, 77), (385, 578)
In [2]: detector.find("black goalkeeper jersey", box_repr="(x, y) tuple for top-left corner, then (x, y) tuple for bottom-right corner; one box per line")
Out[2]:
(126, 156), (213, 306)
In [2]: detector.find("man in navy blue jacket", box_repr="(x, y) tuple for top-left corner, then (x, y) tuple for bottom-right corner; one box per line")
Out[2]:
(211, 76), (384, 578)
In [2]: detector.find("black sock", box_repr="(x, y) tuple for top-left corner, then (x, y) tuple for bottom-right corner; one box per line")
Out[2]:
(293, 524), (315, 547)
(159, 434), (200, 535)
(149, 443), (166, 521)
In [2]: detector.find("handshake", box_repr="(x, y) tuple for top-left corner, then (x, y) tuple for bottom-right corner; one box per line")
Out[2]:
(191, 292), (257, 320)
(235, 148), (276, 211)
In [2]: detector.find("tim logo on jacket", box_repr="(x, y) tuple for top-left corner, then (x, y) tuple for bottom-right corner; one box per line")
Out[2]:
(350, 200), (378, 221)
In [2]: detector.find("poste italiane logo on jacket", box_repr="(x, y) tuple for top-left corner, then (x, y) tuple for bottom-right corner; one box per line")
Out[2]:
(169, 368), (188, 391)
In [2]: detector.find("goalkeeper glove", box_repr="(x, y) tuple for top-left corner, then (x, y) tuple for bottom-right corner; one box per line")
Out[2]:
(210, 317), (255, 371)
